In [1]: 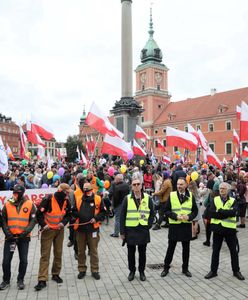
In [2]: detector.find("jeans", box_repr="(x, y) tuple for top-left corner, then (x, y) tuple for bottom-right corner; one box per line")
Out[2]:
(114, 205), (122, 235)
(2, 239), (29, 283)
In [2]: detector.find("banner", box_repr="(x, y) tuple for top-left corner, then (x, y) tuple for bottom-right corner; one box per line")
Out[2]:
(0, 188), (57, 209)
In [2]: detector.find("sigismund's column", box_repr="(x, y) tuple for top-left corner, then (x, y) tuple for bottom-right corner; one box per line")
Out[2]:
(111, 0), (143, 142)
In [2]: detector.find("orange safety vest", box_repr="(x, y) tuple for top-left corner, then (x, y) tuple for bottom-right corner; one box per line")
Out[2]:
(6, 199), (33, 235)
(44, 195), (67, 229)
(90, 176), (98, 194)
(74, 193), (101, 230)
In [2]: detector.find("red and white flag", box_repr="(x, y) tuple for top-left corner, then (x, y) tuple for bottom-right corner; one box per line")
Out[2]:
(57, 148), (61, 161)
(19, 126), (29, 160)
(86, 102), (124, 138)
(188, 124), (200, 145)
(90, 135), (96, 153)
(134, 125), (149, 140)
(166, 126), (198, 151)
(81, 151), (88, 165)
(162, 155), (171, 164)
(37, 145), (45, 160)
(132, 139), (146, 156)
(29, 118), (54, 140)
(197, 129), (208, 151)
(240, 101), (248, 141)
(205, 147), (222, 169)
(157, 139), (167, 152)
(243, 146), (248, 157)
(236, 105), (241, 120)
(6, 144), (15, 161)
(233, 129), (240, 146)
(101, 134), (133, 161)
(26, 121), (46, 147)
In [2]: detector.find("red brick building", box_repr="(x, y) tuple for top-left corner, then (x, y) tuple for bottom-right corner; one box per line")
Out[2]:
(79, 14), (248, 162)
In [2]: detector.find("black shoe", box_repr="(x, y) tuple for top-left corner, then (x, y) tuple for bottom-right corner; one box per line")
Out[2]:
(128, 271), (135, 281)
(140, 272), (146, 281)
(74, 253), (78, 260)
(237, 224), (245, 228)
(233, 271), (245, 280)
(110, 233), (119, 237)
(34, 281), (46, 291)
(161, 269), (169, 277)
(78, 272), (86, 279)
(205, 271), (218, 279)
(92, 272), (100, 280)
(52, 275), (63, 283)
(152, 224), (161, 230)
(203, 241), (210, 247)
(67, 241), (74, 247)
(17, 280), (25, 290)
(0, 281), (10, 290)
(183, 270), (192, 277)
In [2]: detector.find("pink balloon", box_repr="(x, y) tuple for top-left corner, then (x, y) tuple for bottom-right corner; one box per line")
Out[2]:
(58, 167), (65, 176)
(127, 151), (134, 160)
(108, 167), (115, 177)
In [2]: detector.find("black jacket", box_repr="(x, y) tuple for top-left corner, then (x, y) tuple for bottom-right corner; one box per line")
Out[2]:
(108, 181), (130, 208)
(209, 195), (238, 235)
(36, 192), (71, 228)
(71, 193), (106, 233)
(120, 192), (154, 245)
(165, 189), (198, 241)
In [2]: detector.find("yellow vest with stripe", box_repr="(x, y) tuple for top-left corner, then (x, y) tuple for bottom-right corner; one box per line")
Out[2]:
(169, 191), (192, 224)
(125, 193), (150, 227)
(211, 196), (236, 229)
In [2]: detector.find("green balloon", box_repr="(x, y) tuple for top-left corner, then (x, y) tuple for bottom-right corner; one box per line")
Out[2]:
(21, 159), (27, 166)
(82, 169), (88, 176)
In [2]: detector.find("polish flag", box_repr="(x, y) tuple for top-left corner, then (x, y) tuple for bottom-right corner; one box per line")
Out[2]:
(134, 125), (149, 140)
(188, 124), (200, 145)
(233, 129), (240, 146)
(6, 144), (15, 161)
(132, 139), (146, 156)
(29, 118), (54, 140)
(26, 121), (46, 147)
(243, 146), (248, 157)
(205, 147), (222, 169)
(19, 126), (29, 160)
(57, 148), (61, 161)
(76, 146), (81, 160)
(166, 126), (198, 151)
(90, 135), (96, 153)
(37, 145), (45, 160)
(86, 102), (124, 138)
(240, 101), (248, 141)
(81, 151), (88, 165)
(197, 129), (208, 151)
(236, 105), (241, 120)
(162, 155), (171, 164)
(157, 139), (167, 152)
(101, 134), (133, 161)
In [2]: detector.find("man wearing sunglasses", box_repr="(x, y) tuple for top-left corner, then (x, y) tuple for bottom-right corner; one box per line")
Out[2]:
(120, 174), (154, 282)
(72, 182), (106, 280)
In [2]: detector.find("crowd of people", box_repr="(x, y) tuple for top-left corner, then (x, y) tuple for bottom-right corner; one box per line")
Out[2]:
(0, 154), (248, 290)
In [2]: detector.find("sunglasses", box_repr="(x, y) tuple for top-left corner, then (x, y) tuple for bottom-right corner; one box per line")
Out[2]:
(132, 183), (141, 187)
(83, 189), (93, 192)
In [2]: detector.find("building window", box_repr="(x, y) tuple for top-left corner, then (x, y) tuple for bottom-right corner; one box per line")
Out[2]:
(154, 129), (158, 134)
(196, 124), (201, 130)
(184, 126), (188, 132)
(157, 85), (160, 90)
(225, 142), (232, 155)
(142, 85), (145, 91)
(208, 123), (214, 132)
(141, 116), (144, 123)
(155, 140), (158, 147)
(209, 143), (215, 152)
(226, 121), (232, 131)
(174, 146), (178, 152)
(163, 140), (166, 147)
(158, 104), (162, 109)
(163, 128), (166, 133)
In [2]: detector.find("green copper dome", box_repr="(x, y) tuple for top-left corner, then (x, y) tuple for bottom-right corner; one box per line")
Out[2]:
(140, 8), (163, 63)
(80, 106), (87, 121)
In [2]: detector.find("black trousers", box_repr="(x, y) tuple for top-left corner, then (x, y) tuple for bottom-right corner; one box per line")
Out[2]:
(2, 239), (29, 283)
(164, 239), (190, 271)
(157, 202), (168, 225)
(127, 244), (147, 273)
(211, 232), (239, 273)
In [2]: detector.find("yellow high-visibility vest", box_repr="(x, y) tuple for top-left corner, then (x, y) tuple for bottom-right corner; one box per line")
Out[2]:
(169, 191), (192, 224)
(125, 194), (150, 227)
(211, 196), (236, 229)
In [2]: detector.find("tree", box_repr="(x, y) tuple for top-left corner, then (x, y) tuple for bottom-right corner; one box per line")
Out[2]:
(65, 135), (85, 162)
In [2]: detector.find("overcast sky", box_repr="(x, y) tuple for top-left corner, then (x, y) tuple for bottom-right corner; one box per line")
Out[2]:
(0, 0), (248, 141)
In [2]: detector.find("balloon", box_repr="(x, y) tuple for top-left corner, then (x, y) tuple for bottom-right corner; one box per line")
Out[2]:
(193, 165), (198, 171)
(58, 167), (65, 177)
(202, 163), (208, 169)
(53, 174), (60, 182)
(140, 159), (144, 166)
(21, 159), (27, 166)
(41, 183), (48, 189)
(47, 171), (53, 180)
(191, 171), (199, 181)
(127, 150), (134, 160)
(108, 167), (115, 177)
(104, 180), (110, 189)
(83, 169), (88, 176)
(26, 151), (31, 158)
(120, 165), (127, 173)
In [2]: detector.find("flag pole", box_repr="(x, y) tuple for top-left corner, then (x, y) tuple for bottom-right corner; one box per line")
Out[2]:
(89, 133), (100, 168)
